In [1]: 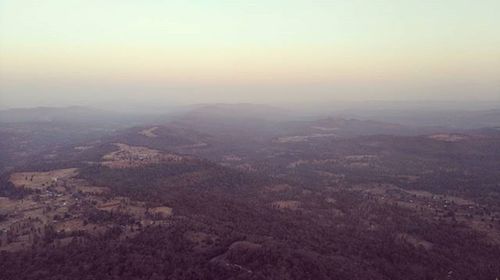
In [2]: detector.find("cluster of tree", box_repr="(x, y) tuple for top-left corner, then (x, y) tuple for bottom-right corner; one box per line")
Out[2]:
(0, 174), (32, 199)
(1, 207), (499, 280)
(77, 161), (271, 205)
(83, 208), (136, 226)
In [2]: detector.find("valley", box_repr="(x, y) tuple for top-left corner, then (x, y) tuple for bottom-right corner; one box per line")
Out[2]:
(1, 104), (500, 279)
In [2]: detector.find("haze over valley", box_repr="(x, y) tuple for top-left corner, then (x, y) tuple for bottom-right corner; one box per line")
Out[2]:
(1, 1), (500, 279)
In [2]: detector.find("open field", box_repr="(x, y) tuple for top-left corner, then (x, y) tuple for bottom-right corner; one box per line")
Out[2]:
(9, 168), (78, 190)
(139, 127), (159, 138)
(2, 166), (174, 253)
(150, 207), (173, 218)
(275, 133), (337, 143)
(101, 143), (183, 168)
(271, 200), (301, 210)
(428, 134), (468, 142)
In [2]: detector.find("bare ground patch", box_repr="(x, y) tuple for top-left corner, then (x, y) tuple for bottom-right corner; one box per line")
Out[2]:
(275, 133), (337, 143)
(263, 184), (292, 193)
(397, 233), (433, 250)
(9, 168), (78, 190)
(149, 207), (173, 218)
(429, 134), (468, 142)
(101, 143), (183, 168)
(271, 200), (301, 210)
(139, 127), (159, 138)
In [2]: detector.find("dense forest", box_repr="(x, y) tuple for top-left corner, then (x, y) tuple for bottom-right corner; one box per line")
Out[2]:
(2, 159), (500, 279)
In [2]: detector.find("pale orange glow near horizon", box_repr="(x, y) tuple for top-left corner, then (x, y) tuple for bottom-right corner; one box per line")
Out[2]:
(0, 0), (499, 107)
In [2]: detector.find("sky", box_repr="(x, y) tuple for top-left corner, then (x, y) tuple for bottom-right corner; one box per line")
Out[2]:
(0, 0), (499, 108)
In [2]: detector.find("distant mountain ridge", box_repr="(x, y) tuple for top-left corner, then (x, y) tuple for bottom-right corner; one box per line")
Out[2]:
(2, 103), (499, 130)
(0, 106), (102, 122)
(180, 103), (294, 122)
(337, 109), (500, 129)
(0, 106), (164, 126)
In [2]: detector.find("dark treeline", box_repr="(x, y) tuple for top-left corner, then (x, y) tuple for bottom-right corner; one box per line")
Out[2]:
(2, 161), (500, 279)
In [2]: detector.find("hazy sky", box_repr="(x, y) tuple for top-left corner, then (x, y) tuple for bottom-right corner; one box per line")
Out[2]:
(1, 0), (499, 108)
